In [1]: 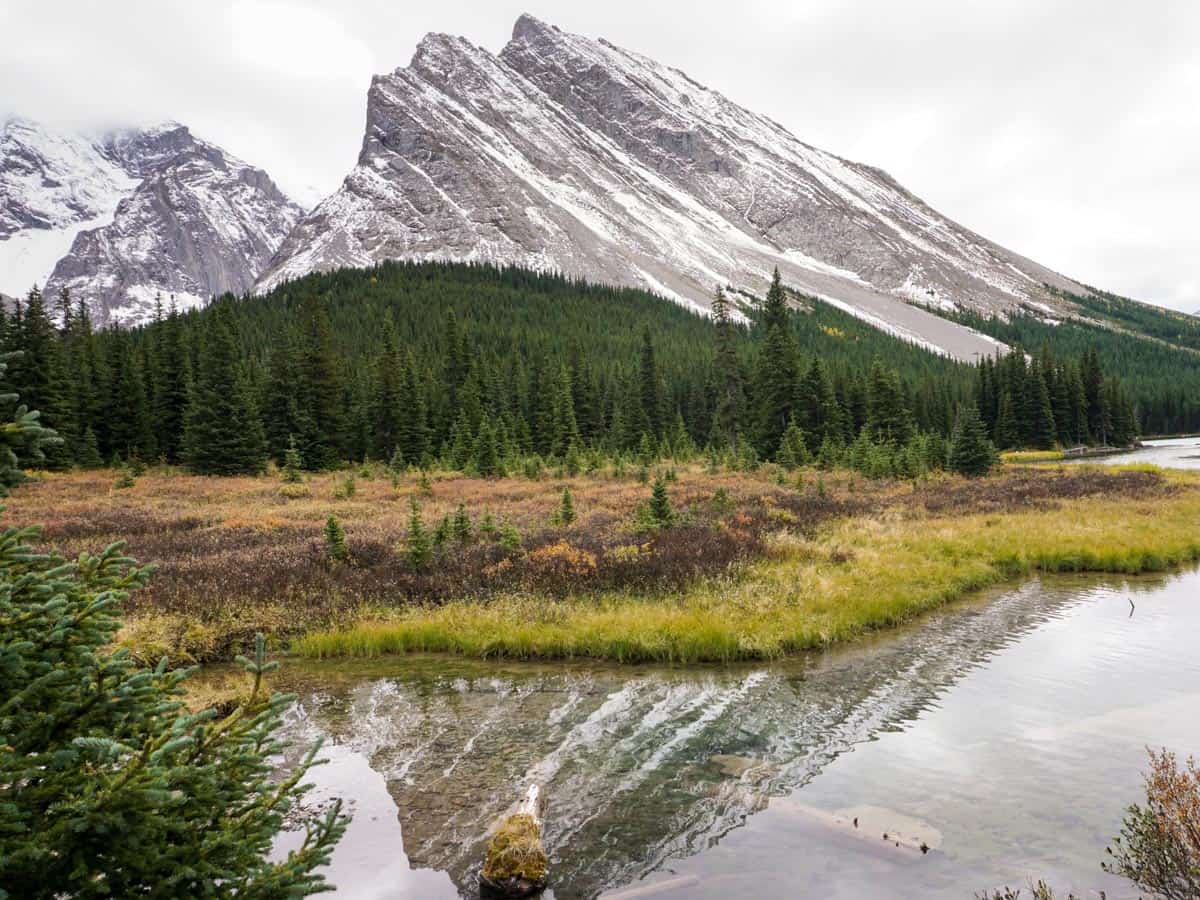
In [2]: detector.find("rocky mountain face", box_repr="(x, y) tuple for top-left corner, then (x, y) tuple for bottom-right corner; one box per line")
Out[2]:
(0, 118), (301, 323)
(258, 14), (1089, 359)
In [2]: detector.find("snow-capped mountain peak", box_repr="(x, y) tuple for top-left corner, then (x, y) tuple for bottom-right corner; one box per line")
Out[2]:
(257, 14), (1091, 359)
(0, 118), (301, 323)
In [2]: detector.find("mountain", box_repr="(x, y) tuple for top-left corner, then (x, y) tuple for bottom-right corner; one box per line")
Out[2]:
(258, 14), (1090, 360)
(0, 117), (139, 302)
(0, 117), (301, 323)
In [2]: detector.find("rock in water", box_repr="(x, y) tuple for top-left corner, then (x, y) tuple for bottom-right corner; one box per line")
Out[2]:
(480, 785), (548, 898)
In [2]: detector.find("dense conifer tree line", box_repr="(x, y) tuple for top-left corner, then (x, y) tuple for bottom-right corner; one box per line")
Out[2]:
(952, 301), (1200, 437)
(2, 263), (1155, 478)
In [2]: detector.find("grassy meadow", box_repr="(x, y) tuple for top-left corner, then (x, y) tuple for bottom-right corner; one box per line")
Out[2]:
(7, 460), (1199, 665)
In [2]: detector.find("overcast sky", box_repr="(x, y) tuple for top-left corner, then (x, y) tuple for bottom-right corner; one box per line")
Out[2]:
(3, 0), (1197, 311)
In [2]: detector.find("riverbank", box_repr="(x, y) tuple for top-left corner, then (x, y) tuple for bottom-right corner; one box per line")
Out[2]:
(8, 463), (1197, 665)
(297, 469), (1200, 662)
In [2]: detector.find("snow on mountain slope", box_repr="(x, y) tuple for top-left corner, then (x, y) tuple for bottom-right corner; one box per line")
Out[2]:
(258, 14), (1090, 359)
(1, 118), (301, 324)
(45, 125), (302, 323)
(0, 117), (138, 298)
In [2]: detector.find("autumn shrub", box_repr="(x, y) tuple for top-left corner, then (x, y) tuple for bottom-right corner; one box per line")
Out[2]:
(1104, 748), (1200, 899)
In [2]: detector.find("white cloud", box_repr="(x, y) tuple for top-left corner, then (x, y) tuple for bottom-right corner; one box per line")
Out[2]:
(229, 1), (375, 85)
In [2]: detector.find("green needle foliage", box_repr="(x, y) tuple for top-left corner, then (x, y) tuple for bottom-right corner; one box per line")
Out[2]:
(644, 477), (675, 528)
(0, 523), (348, 898)
(324, 515), (349, 563)
(182, 302), (267, 476)
(6, 264), (1171, 478)
(405, 498), (432, 570)
(949, 404), (997, 477)
(282, 436), (304, 483)
(452, 503), (473, 543)
(0, 350), (58, 494)
(555, 486), (576, 526)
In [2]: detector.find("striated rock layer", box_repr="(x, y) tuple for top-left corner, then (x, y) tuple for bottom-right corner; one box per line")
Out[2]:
(258, 14), (1087, 358)
(0, 117), (301, 324)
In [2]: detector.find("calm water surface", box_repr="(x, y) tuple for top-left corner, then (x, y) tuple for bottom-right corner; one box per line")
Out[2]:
(273, 567), (1200, 899)
(271, 443), (1200, 898)
(1080, 435), (1200, 469)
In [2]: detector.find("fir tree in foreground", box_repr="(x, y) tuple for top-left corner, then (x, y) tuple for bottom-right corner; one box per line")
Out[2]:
(0, 527), (347, 896)
(948, 403), (997, 476)
(183, 303), (267, 475)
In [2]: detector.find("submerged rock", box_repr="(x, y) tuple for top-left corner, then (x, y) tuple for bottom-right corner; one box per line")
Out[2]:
(480, 786), (548, 898)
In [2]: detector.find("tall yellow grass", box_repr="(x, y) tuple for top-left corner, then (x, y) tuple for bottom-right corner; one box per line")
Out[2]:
(295, 475), (1200, 663)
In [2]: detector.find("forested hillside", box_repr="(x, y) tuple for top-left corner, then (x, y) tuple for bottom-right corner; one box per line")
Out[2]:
(2, 262), (1150, 478)
(951, 293), (1200, 435)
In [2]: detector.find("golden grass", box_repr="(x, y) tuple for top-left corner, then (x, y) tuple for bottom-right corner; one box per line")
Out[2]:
(1001, 449), (1066, 464)
(295, 471), (1200, 664)
(481, 812), (549, 888)
(9, 462), (1194, 666)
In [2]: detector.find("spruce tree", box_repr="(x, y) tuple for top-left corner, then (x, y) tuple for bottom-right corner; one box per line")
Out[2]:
(0, 528), (347, 896)
(797, 358), (837, 452)
(549, 363), (581, 457)
(638, 327), (664, 440)
(370, 323), (405, 460)
(296, 295), (344, 469)
(282, 435), (304, 482)
(105, 338), (157, 463)
(1029, 361), (1058, 450)
(153, 300), (192, 463)
(754, 274), (799, 456)
(471, 415), (505, 477)
(12, 287), (73, 468)
(405, 498), (432, 569)
(397, 351), (430, 464)
(948, 403), (997, 476)
(710, 287), (744, 449)
(1108, 379), (1139, 446)
(1067, 363), (1089, 445)
(647, 477), (675, 526)
(76, 426), (103, 469)
(0, 351), (59, 492)
(776, 417), (810, 469)
(1051, 362), (1074, 446)
(555, 486), (576, 525)
(324, 515), (349, 562)
(452, 503), (473, 543)
(866, 360), (914, 446)
(1082, 347), (1109, 445)
(262, 333), (310, 466)
(182, 304), (267, 476)
(993, 391), (1019, 450)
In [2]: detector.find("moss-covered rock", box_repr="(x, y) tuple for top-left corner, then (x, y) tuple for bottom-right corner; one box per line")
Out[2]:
(480, 811), (548, 897)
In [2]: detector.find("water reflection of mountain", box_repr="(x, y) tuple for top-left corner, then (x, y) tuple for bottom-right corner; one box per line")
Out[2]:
(278, 577), (1128, 900)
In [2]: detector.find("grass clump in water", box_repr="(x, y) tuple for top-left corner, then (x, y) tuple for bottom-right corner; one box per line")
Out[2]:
(480, 812), (548, 896)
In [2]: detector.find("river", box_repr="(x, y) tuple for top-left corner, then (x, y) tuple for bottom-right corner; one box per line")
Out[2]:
(271, 448), (1200, 899)
(1080, 435), (1200, 469)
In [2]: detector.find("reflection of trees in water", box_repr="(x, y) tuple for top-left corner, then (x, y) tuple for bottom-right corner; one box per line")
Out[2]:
(281, 577), (1142, 900)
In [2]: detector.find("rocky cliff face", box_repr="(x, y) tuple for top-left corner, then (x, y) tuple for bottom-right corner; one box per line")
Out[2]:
(0, 118), (301, 323)
(258, 14), (1087, 359)
(45, 124), (302, 323)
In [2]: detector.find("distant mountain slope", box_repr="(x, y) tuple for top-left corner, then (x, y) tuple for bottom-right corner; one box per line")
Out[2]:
(0, 118), (301, 323)
(257, 14), (1090, 360)
(0, 117), (139, 300)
